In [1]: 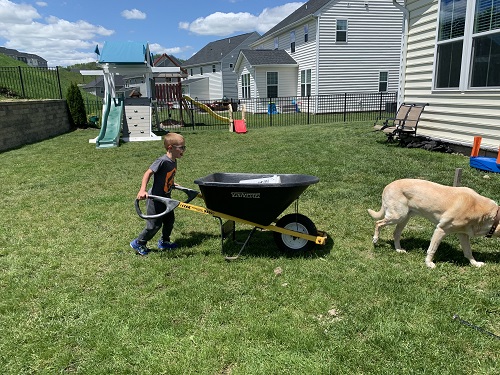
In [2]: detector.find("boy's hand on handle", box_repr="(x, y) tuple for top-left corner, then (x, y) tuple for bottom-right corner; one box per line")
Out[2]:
(137, 190), (148, 200)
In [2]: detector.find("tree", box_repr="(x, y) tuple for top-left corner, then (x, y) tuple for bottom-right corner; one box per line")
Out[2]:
(66, 82), (87, 128)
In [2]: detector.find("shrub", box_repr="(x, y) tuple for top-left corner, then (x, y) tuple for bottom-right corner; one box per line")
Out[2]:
(66, 82), (87, 127)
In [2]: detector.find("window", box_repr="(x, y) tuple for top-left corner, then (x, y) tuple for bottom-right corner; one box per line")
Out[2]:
(267, 72), (278, 98)
(435, 0), (466, 88)
(241, 73), (251, 99)
(435, 0), (500, 89)
(229, 63), (233, 69)
(200, 67), (203, 75)
(336, 19), (348, 42)
(301, 69), (311, 96)
(304, 24), (309, 43)
(274, 37), (279, 49)
(212, 64), (216, 73)
(291, 31), (296, 53)
(190, 69), (193, 76)
(471, 0), (500, 87)
(379, 71), (388, 92)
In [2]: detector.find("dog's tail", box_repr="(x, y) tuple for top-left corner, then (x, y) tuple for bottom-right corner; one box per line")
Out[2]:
(367, 207), (385, 220)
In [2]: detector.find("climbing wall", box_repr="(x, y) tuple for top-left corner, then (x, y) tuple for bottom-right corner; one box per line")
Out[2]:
(122, 97), (159, 141)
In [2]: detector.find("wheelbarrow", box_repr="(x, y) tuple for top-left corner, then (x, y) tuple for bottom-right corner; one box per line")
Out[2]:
(135, 173), (327, 260)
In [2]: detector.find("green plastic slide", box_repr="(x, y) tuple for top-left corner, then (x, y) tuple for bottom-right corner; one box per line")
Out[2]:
(96, 95), (124, 148)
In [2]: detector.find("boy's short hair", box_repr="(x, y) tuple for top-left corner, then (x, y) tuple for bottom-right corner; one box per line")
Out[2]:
(163, 132), (184, 149)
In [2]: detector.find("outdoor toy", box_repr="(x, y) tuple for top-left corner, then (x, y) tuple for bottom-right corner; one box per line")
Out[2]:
(182, 95), (247, 133)
(469, 136), (500, 173)
(135, 173), (327, 260)
(81, 41), (182, 148)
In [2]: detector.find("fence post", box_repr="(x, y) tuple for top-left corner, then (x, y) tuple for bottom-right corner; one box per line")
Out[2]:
(18, 66), (26, 98)
(56, 66), (63, 99)
(269, 97), (273, 127)
(379, 92), (383, 120)
(307, 95), (310, 125)
(343, 93), (347, 122)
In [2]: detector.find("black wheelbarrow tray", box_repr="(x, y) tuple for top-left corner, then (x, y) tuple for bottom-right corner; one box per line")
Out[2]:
(135, 173), (327, 260)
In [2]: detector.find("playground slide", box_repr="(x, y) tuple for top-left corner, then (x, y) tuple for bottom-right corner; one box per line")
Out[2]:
(182, 95), (231, 123)
(96, 96), (124, 148)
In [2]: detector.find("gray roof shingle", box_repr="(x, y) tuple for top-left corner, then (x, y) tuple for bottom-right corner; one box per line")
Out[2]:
(262, 0), (331, 38)
(239, 49), (297, 66)
(183, 32), (260, 66)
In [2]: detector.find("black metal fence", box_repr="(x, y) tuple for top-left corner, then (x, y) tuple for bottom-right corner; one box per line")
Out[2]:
(157, 92), (397, 131)
(0, 66), (63, 99)
(0, 65), (397, 129)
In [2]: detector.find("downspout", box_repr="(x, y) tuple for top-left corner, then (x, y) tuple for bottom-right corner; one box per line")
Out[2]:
(392, 0), (409, 106)
(315, 15), (321, 112)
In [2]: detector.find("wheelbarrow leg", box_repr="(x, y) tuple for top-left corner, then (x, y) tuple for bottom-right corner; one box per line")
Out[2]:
(225, 227), (257, 261)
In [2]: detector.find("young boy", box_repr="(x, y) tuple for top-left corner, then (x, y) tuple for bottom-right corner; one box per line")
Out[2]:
(130, 132), (186, 255)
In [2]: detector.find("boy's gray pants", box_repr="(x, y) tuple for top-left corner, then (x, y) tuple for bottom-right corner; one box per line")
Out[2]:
(136, 197), (175, 244)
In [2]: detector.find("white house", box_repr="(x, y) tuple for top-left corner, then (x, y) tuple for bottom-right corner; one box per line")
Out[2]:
(182, 32), (261, 101)
(235, 0), (403, 108)
(396, 0), (500, 149)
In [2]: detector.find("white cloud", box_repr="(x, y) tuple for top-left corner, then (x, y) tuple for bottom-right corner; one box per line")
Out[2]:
(0, 0), (114, 66)
(121, 9), (147, 20)
(179, 2), (304, 36)
(36, 2), (48, 7)
(149, 43), (192, 57)
(0, 0), (41, 24)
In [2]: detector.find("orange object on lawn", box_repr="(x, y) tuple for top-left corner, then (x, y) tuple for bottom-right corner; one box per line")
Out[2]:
(471, 136), (482, 157)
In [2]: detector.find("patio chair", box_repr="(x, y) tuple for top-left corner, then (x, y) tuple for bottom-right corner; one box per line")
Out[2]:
(374, 103), (413, 140)
(390, 103), (428, 143)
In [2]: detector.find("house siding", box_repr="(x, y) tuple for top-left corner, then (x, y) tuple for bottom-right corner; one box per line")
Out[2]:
(404, 0), (500, 148)
(253, 67), (297, 98)
(251, 0), (401, 97)
(221, 46), (243, 100)
(289, 21), (318, 96)
(317, 0), (402, 95)
(182, 32), (260, 101)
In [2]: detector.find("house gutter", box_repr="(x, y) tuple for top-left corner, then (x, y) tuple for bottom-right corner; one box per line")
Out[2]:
(392, 0), (409, 106)
(315, 14), (320, 97)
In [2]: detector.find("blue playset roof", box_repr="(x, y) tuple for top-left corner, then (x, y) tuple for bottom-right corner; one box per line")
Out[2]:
(99, 41), (150, 64)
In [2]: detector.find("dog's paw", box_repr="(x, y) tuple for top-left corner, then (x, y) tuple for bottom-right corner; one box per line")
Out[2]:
(372, 236), (378, 244)
(470, 260), (485, 267)
(425, 261), (436, 269)
(395, 248), (406, 253)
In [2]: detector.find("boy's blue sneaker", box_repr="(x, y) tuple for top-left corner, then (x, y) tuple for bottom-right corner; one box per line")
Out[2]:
(158, 239), (178, 250)
(130, 239), (150, 256)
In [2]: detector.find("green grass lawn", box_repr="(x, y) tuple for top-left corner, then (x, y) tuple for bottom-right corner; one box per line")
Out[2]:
(1, 123), (499, 374)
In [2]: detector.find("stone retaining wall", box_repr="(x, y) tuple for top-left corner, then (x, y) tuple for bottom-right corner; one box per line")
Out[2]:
(0, 100), (72, 152)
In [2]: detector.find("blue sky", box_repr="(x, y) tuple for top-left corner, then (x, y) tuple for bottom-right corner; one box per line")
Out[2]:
(0, 0), (304, 66)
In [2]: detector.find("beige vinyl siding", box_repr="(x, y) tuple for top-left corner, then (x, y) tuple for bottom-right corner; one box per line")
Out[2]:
(290, 22), (318, 96)
(317, 0), (402, 95)
(236, 60), (258, 112)
(404, 0), (500, 148)
(186, 67), (222, 101)
(254, 20), (318, 96)
(254, 20), (317, 51)
(208, 71), (223, 100)
(222, 44), (250, 100)
(253, 67), (297, 98)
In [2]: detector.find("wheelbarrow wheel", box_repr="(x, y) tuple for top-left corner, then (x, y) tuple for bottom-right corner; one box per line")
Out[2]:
(273, 213), (317, 253)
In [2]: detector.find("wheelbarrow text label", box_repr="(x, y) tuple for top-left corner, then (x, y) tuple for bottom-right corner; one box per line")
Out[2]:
(231, 192), (260, 199)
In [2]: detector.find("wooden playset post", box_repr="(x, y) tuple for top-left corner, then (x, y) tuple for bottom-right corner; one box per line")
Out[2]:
(228, 102), (234, 132)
